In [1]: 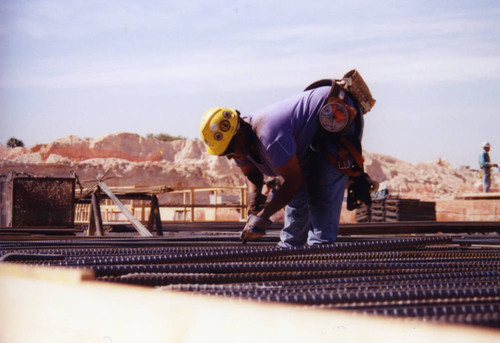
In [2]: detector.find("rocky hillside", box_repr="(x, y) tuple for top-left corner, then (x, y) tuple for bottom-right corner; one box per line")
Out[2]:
(0, 132), (485, 200)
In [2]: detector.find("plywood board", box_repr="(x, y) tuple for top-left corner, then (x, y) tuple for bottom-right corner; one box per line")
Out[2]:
(1, 264), (499, 343)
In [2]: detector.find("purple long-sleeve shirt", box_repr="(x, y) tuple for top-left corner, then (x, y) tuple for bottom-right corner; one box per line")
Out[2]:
(234, 86), (330, 176)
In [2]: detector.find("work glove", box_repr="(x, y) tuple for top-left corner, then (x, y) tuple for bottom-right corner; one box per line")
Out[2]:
(346, 173), (379, 211)
(247, 192), (267, 215)
(240, 214), (272, 244)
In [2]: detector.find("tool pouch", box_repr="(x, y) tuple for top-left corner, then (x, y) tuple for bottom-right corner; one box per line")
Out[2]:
(341, 70), (376, 114)
(346, 173), (379, 211)
(305, 69), (376, 115)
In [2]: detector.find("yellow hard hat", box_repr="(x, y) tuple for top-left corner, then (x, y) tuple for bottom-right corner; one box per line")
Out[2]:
(200, 107), (239, 155)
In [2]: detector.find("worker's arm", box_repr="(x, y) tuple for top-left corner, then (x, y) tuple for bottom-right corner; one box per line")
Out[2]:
(257, 154), (303, 220)
(240, 163), (264, 194)
(240, 163), (266, 214)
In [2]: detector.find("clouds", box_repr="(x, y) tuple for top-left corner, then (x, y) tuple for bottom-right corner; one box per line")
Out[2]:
(1, 0), (500, 166)
(3, 0), (499, 91)
(2, 1), (166, 38)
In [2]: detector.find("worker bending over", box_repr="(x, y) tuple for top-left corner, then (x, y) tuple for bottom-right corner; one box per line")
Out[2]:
(200, 70), (377, 247)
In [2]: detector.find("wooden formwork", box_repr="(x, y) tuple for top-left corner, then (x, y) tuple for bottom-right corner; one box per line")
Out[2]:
(1, 263), (499, 343)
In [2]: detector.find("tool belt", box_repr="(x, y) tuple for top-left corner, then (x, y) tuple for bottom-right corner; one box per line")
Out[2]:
(312, 132), (379, 211)
(306, 69), (378, 210)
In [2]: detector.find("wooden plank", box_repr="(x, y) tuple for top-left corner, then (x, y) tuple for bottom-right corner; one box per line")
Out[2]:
(0, 263), (94, 284)
(75, 185), (174, 199)
(97, 182), (153, 237)
(456, 192), (500, 200)
(1, 264), (499, 343)
(147, 194), (163, 235)
(159, 203), (247, 208)
(0, 227), (81, 232)
(339, 221), (500, 235)
(87, 197), (96, 237)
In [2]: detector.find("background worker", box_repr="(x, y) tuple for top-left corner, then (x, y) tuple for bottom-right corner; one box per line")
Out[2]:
(199, 71), (376, 247)
(479, 141), (498, 193)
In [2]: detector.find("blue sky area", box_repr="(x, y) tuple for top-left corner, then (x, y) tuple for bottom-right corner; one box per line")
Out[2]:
(1, 0), (499, 168)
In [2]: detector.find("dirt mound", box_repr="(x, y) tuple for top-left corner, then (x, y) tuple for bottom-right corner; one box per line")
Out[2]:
(0, 133), (484, 199)
(364, 153), (482, 200)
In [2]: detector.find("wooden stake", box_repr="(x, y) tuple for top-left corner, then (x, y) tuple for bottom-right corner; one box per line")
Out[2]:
(147, 194), (163, 236)
(91, 190), (103, 236)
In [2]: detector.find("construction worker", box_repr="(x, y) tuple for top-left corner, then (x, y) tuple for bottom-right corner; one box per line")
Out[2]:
(200, 71), (376, 247)
(479, 142), (498, 193)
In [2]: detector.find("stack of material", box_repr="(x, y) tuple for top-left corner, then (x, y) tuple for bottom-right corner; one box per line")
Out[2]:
(385, 199), (436, 222)
(354, 204), (371, 222)
(355, 197), (436, 223)
(370, 199), (386, 222)
(355, 189), (388, 223)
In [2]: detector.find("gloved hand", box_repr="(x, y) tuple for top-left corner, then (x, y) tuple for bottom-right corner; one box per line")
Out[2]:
(247, 192), (267, 215)
(240, 214), (272, 244)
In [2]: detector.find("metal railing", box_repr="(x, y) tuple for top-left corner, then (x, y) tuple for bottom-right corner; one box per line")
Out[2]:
(75, 186), (248, 224)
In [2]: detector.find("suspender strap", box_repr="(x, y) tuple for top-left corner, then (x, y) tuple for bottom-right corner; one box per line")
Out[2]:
(322, 136), (364, 178)
(340, 136), (364, 169)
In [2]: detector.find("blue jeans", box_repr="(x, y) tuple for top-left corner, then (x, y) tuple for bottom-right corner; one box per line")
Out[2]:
(483, 171), (491, 193)
(278, 149), (348, 248)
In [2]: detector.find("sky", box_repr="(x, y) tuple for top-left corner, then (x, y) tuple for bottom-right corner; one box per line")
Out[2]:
(1, 0), (500, 168)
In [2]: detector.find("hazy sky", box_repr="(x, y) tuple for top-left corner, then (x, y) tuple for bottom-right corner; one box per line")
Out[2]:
(1, 0), (499, 168)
